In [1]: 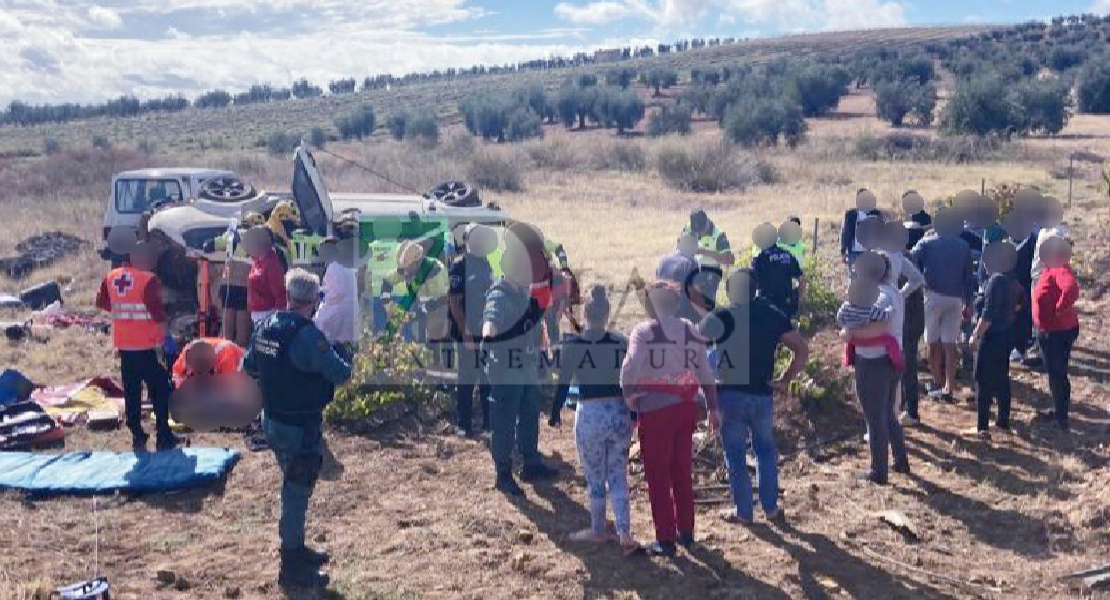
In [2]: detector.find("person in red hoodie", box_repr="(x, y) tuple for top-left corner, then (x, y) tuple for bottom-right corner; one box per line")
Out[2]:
(244, 226), (288, 327)
(1033, 236), (1081, 432)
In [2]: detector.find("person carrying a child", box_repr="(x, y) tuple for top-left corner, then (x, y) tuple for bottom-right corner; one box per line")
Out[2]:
(836, 252), (910, 484)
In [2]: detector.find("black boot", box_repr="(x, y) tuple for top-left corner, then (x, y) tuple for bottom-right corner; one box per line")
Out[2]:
(520, 462), (558, 482)
(156, 433), (179, 452)
(279, 550), (329, 589)
(495, 470), (525, 497)
(294, 545), (330, 567)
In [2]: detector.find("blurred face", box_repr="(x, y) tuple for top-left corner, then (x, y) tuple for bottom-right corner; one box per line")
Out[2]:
(726, 271), (753, 305)
(646, 286), (680, 320)
(856, 190), (877, 212)
(467, 227), (497, 257)
(185, 342), (217, 375)
(1042, 237), (1072, 269)
(129, 242), (157, 271)
(318, 242), (339, 264)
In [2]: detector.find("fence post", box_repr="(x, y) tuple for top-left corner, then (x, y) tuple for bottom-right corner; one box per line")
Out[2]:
(981, 178), (986, 196)
(1068, 154), (1074, 208)
(812, 218), (820, 255)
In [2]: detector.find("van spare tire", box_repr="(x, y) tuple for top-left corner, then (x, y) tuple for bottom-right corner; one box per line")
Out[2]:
(426, 181), (480, 207)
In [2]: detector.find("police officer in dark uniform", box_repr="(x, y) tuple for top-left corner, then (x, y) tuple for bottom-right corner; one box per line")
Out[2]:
(750, 222), (806, 321)
(244, 268), (352, 589)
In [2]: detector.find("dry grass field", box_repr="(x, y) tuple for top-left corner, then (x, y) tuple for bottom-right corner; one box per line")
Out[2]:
(1, 73), (1110, 600)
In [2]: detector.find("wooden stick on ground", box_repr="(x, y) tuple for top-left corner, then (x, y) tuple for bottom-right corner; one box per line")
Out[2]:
(855, 545), (1004, 594)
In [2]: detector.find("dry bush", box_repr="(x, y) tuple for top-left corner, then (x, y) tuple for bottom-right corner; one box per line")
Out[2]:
(589, 140), (648, 172)
(467, 147), (526, 192)
(523, 138), (585, 171)
(655, 140), (778, 192)
(846, 132), (1020, 163)
(0, 148), (148, 202)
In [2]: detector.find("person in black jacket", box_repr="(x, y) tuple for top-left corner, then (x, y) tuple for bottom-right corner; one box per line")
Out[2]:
(840, 189), (884, 267)
(244, 269), (352, 589)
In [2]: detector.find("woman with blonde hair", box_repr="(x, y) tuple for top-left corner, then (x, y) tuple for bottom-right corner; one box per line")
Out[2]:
(620, 280), (718, 557)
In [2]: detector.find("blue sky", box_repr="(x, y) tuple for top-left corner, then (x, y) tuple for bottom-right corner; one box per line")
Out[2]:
(1, 0), (1107, 104)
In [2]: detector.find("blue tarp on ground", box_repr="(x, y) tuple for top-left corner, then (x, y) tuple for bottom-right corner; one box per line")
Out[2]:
(0, 448), (240, 495)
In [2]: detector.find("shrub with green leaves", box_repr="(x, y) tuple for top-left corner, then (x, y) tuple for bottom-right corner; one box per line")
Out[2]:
(335, 104), (376, 140)
(266, 131), (301, 156)
(722, 96), (806, 148)
(326, 316), (448, 427)
(874, 79), (937, 127)
(1077, 61), (1110, 113)
(647, 105), (692, 137)
(405, 108), (440, 146)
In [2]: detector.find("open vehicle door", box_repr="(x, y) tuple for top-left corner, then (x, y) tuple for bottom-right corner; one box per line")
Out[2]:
(291, 145), (334, 237)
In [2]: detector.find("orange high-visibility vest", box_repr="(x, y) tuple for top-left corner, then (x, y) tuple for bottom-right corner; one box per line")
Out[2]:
(171, 337), (245, 387)
(105, 267), (164, 351)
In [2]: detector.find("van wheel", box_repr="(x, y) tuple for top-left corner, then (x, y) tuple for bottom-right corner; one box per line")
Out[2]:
(426, 181), (480, 207)
(200, 177), (258, 202)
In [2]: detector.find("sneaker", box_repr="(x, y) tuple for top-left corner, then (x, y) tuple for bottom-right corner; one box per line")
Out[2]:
(927, 387), (944, 400)
(495, 474), (525, 497)
(455, 427), (469, 438)
(520, 463), (559, 482)
(1009, 350), (1025, 363)
(278, 563), (329, 589)
(901, 412), (921, 426)
(766, 508), (787, 525)
(719, 510), (753, 525)
(854, 470), (886, 485)
(645, 541), (677, 557)
(892, 462), (911, 475)
(1035, 409), (1057, 422)
(297, 546), (330, 567)
(962, 427), (990, 440)
(941, 391), (956, 404)
(996, 422), (1011, 434)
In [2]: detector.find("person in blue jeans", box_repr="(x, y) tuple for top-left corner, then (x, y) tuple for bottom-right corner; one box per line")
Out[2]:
(697, 268), (809, 523)
(244, 269), (352, 589)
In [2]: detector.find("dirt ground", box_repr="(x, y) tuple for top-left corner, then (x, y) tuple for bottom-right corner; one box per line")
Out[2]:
(2, 86), (1110, 599)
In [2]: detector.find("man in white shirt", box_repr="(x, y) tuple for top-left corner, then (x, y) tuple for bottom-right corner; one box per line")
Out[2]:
(313, 238), (360, 360)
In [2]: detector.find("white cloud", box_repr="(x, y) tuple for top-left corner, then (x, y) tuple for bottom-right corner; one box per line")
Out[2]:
(553, 0), (906, 33)
(1092, 0), (1110, 14)
(554, 1), (640, 24)
(821, 0), (906, 30)
(86, 5), (123, 29)
(165, 26), (190, 39)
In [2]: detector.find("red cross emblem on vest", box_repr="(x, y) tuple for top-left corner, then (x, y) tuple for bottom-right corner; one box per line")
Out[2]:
(112, 271), (135, 295)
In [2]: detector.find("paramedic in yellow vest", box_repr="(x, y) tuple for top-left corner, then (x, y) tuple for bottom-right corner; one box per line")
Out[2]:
(95, 239), (176, 452)
(366, 217), (405, 334)
(383, 242), (450, 343)
(682, 209), (734, 312)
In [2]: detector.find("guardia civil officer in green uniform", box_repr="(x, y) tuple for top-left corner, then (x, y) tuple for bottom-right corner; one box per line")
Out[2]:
(244, 268), (352, 589)
(682, 209), (734, 311)
(482, 224), (559, 497)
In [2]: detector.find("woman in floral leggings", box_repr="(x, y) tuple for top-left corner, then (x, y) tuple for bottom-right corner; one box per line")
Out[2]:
(554, 285), (640, 555)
